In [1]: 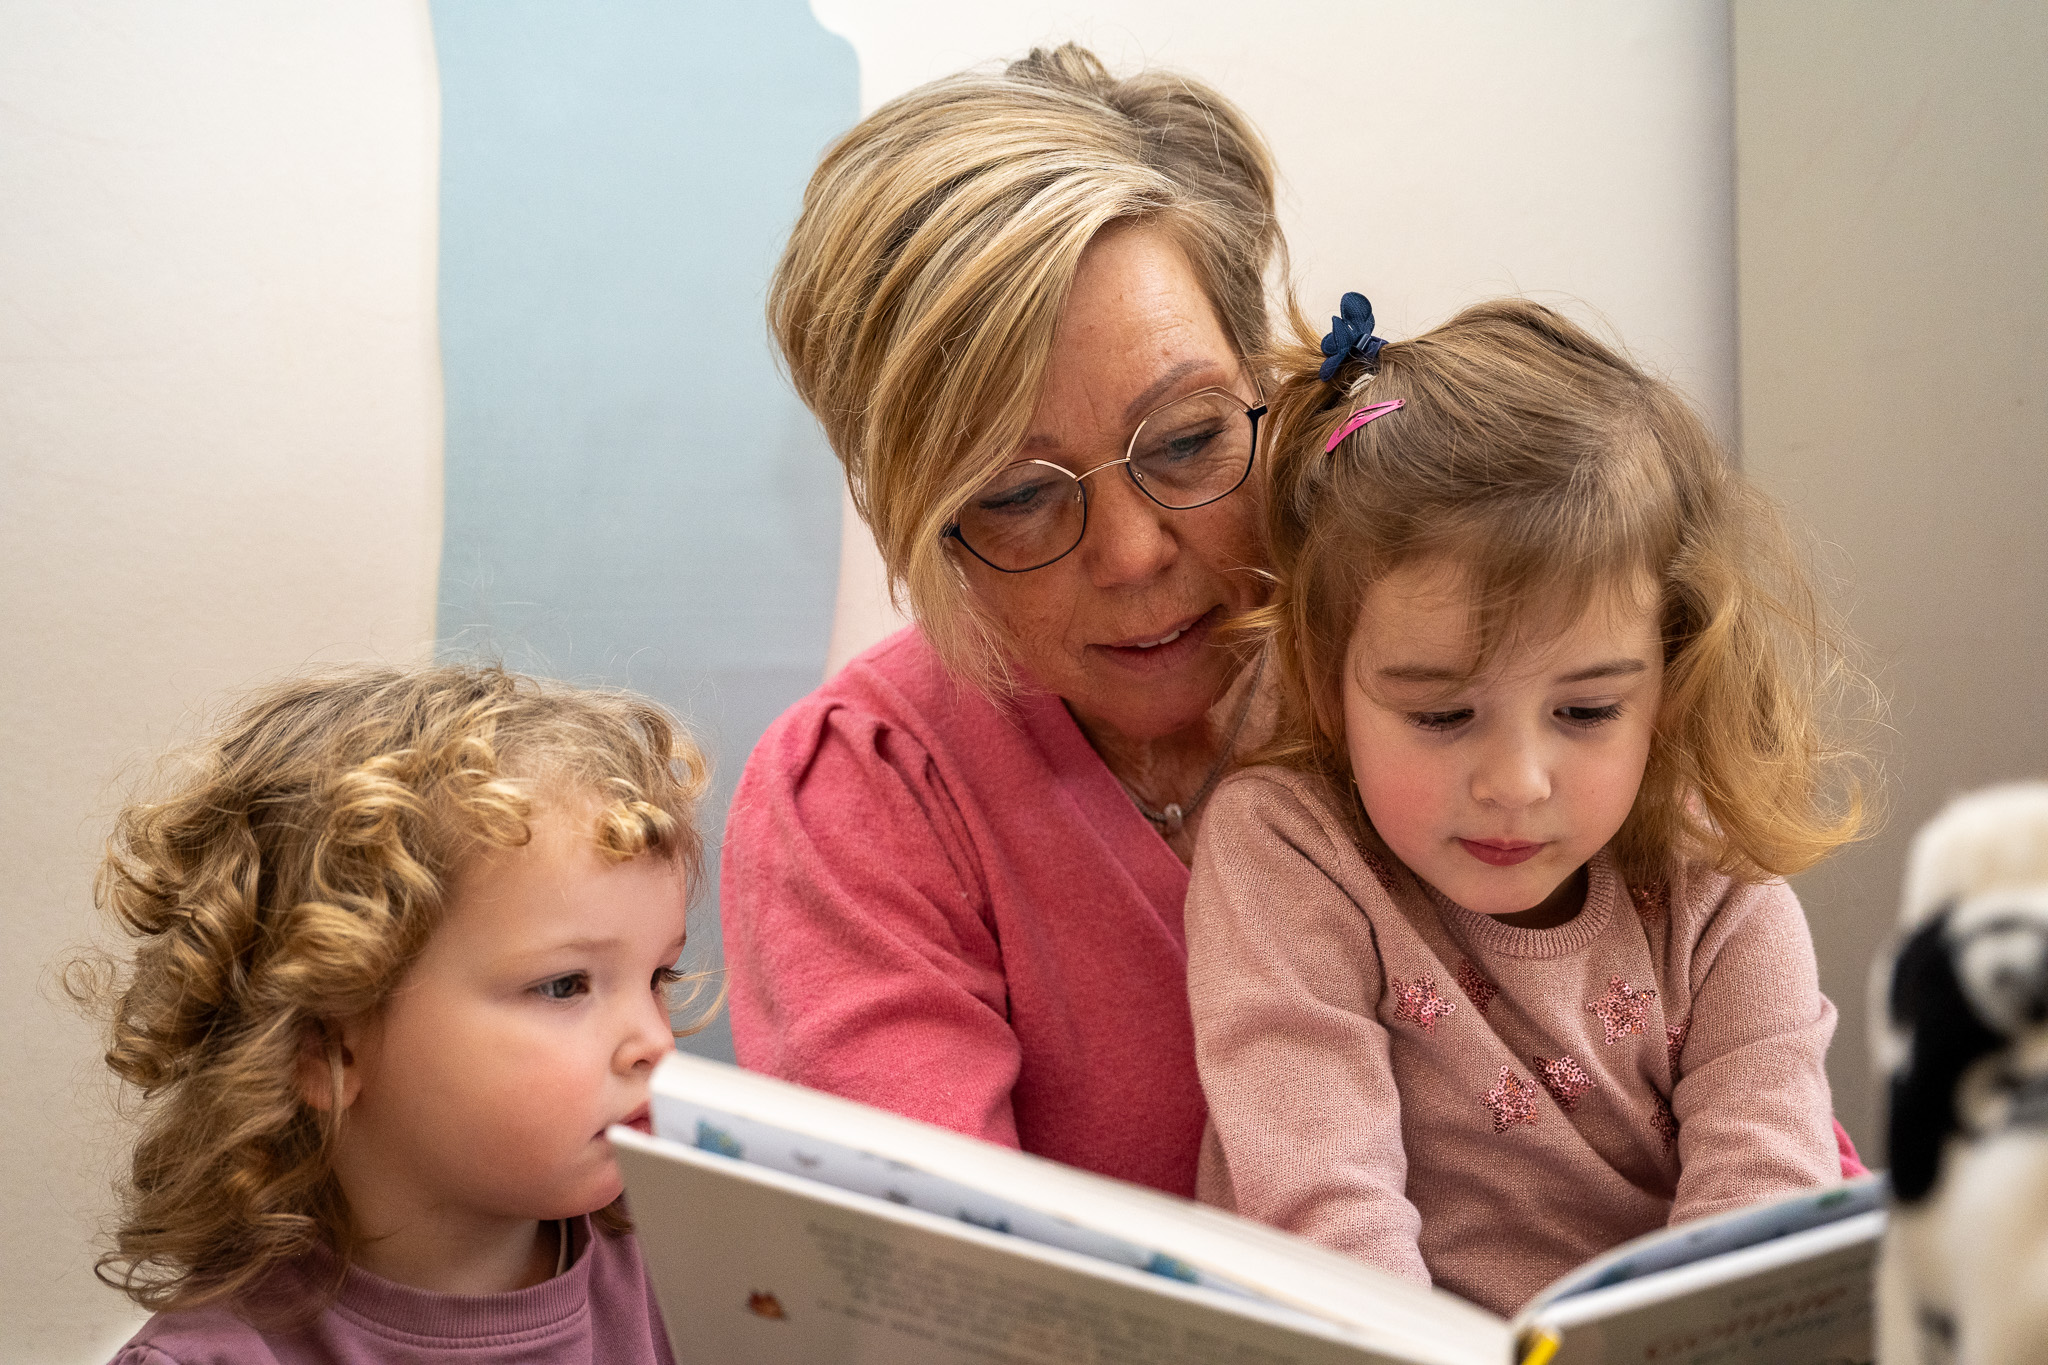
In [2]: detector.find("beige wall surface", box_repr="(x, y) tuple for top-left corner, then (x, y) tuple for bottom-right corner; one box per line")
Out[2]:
(1734, 0), (2048, 1153)
(0, 2), (443, 1355)
(813, 0), (1743, 673)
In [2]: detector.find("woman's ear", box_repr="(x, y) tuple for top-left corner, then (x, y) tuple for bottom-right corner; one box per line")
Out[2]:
(295, 1018), (365, 1114)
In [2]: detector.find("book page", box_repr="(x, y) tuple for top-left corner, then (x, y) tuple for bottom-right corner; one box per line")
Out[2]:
(646, 1052), (1508, 1359)
(1523, 1177), (1885, 1316)
(1528, 1212), (1881, 1365)
(657, 1090), (1260, 1299)
(614, 1129), (1485, 1365)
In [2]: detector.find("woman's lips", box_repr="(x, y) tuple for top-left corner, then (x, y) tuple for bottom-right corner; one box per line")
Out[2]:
(1458, 839), (1545, 867)
(1092, 606), (1220, 674)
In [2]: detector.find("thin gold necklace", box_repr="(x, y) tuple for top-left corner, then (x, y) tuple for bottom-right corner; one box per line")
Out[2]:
(1118, 652), (1266, 836)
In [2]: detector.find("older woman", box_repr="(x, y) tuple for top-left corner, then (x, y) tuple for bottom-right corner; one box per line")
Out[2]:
(723, 44), (1863, 1201)
(721, 46), (1274, 1197)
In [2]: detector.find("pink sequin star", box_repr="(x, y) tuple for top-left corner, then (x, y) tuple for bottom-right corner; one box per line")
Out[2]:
(1666, 1017), (1691, 1071)
(1455, 958), (1499, 1015)
(1651, 1094), (1678, 1151)
(1587, 976), (1658, 1044)
(1533, 1055), (1596, 1112)
(1391, 975), (1457, 1034)
(1482, 1067), (1539, 1133)
(1628, 880), (1670, 921)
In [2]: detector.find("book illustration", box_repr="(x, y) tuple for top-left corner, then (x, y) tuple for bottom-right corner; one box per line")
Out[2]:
(694, 1119), (743, 1160)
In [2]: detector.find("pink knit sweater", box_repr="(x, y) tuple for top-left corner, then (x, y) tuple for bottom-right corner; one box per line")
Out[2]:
(1186, 766), (1842, 1315)
(721, 628), (1205, 1195)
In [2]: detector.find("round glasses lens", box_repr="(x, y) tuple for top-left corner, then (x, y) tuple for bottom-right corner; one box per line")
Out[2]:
(954, 460), (1085, 571)
(1126, 391), (1255, 508)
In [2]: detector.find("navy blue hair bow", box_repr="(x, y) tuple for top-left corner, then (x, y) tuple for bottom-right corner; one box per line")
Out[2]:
(1319, 292), (1386, 384)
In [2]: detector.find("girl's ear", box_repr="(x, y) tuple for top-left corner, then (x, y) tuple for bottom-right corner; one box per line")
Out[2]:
(295, 1018), (366, 1114)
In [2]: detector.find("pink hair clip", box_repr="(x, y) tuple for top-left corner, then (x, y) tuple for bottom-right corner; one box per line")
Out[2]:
(1323, 398), (1404, 453)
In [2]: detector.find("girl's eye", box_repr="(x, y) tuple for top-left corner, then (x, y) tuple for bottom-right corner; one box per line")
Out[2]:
(651, 965), (684, 991)
(1559, 703), (1625, 727)
(534, 972), (588, 1001)
(1408, 709), (1473, 732)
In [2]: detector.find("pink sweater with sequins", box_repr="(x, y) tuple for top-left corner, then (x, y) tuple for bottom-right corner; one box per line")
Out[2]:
(1186, 766), (1842, 1316)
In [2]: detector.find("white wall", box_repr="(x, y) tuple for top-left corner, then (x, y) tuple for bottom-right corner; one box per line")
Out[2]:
(812, 0), (1740, 671)
(0, 3), (443, 1355)
(1733, 0), (2048, 1152)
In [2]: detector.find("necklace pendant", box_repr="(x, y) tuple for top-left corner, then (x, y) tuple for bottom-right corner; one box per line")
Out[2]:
(1161, 803), (1184, 835)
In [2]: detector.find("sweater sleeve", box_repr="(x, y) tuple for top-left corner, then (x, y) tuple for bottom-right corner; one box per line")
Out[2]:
(1185, 774), (1430, 1286)
(1667, 876), (1841, 1223)
(720, 698), (1022, 1148)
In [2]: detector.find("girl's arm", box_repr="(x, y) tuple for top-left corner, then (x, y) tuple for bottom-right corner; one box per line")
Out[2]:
(1667, 876), (1842, 1222)
(1185, 772), (1430, 1286)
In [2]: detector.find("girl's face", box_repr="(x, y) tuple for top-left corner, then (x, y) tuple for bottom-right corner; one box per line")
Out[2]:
(331, 799), (687, 1245)
(1342, 560), (1664, 926)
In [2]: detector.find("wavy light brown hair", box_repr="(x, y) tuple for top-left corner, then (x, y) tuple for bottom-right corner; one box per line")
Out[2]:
(770, 42), (1282, 692)
(1253, 297), (1873, 887)
(78, 663), (711, 1315)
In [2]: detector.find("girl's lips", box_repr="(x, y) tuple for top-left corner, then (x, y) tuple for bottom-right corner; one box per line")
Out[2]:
(1458, 839), (1545, 868)
(613, 1105), (653, 1136)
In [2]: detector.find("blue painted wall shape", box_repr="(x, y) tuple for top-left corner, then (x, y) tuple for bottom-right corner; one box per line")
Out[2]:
(432, 1), (857, 1062)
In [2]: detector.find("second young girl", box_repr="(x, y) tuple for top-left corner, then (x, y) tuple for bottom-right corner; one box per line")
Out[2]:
(1187, 297), (1870, 1314)
(88, 663), (707, 1363)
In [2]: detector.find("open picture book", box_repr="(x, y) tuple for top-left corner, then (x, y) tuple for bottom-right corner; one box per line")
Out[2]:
(613, 1052), (1883, 1365)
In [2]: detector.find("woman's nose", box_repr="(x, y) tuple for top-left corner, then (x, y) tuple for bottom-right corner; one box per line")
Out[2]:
(1470, 729), (1551, 809)
(1079, 466), (1177, 587)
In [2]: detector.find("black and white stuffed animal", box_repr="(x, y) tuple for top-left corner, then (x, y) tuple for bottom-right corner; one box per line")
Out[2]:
(1878, 781), (2048, 1365)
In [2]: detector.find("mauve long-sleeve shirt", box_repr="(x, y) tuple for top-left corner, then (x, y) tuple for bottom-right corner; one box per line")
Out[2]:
(1186, 765), (1843, 1315)
(111, 1219), (673, 1365)
(720, 627), (1208, 1195)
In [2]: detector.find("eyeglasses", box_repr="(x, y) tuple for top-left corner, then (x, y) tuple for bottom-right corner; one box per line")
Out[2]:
(943, 387), (1268, 573)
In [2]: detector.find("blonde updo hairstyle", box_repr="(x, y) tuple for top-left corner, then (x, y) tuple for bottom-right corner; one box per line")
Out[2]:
(79, 663), (711, 1314)
(1253, 297), (1873, 889)
(770, 43), (1283, 692)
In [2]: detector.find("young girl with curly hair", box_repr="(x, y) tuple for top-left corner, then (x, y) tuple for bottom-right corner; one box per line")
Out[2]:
(85, 663), (708, 1363)
(1186, 296), (1873, 1314)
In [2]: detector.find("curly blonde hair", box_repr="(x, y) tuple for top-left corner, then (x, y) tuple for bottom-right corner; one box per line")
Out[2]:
(1251, 297), (1874, 887)
(770, 42), (1282, 692)
(79, 663), (711, 1315)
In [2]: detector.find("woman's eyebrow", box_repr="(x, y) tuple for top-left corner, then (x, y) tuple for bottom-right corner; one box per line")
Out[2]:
(1123, 360), (1211, 421)
(1017, 358), (1223, 454)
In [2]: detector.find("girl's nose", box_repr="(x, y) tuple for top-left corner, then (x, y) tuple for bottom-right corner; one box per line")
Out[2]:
(615, 983), (677, 1073)
(1471, 731), (1551, 809)
(1079, 469), (1177, 588)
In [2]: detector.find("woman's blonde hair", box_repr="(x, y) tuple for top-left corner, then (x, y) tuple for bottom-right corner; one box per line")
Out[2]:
(770, 43), (1283, 691)
(1253, 297), (1874, 887)
(78, 663), (711, 1315)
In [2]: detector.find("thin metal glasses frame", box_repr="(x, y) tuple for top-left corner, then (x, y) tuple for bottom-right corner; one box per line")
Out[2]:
(942, 387), (1269, 574)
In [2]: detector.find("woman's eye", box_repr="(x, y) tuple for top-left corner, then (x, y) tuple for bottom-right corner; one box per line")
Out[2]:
(534, 973), (588, 1001)
(1408, 709), (1473, 732)
(976, 474), (1065, 517)
(1139, 425), (1222, 466)
(1559, 703), (1625, 727)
